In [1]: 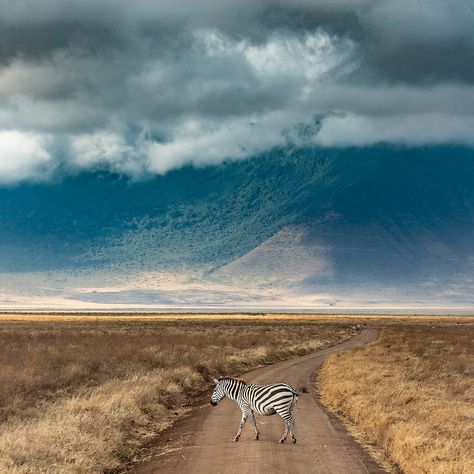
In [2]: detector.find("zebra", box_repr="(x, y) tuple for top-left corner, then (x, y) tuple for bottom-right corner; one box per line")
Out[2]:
(210, 377), (303, 444)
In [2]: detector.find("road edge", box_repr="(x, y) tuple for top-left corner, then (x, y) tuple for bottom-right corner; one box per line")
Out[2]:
(313, 329), (400, 473)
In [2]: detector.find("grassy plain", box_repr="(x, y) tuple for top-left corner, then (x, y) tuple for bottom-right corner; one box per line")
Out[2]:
(0, 313), (350, 473)
(319, 322), (474, 474)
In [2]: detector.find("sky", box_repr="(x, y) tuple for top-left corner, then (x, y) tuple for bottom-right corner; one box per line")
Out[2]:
(0, 0), (473, 184)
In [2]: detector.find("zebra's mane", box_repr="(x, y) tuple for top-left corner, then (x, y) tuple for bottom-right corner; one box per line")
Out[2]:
(218, 377), (247, 384)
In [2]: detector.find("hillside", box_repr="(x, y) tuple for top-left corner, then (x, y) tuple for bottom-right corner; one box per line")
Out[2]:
(1, 146), (474, 308)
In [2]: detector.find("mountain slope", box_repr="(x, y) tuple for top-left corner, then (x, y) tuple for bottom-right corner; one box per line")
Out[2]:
(1, 145), (474, 308)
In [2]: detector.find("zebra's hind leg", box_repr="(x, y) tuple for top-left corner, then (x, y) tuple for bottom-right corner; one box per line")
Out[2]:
(288, 414), (296, 444)
(233, 412), (247, 442)
(276, 405), (296, 444)
(248, 411), (260, 440)
(279, 419), (289, 444)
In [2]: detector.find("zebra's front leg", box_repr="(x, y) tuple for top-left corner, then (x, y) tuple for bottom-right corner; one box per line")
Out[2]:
(233, 412), (247, 442)
(248, 411), (260, 440)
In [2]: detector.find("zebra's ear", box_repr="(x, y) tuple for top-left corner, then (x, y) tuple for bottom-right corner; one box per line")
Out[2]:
(212, 378), (219, 384)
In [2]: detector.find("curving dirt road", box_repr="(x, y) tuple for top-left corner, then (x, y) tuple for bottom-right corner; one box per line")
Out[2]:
(133, 329), (386, 474)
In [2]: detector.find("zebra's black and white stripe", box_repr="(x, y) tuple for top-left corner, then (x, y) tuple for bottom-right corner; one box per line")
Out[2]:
(211, 377), (301, 443)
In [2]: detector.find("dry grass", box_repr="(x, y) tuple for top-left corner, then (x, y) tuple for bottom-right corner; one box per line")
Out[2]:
(319, 323), (474, 474)
(0, 316), (349, 473)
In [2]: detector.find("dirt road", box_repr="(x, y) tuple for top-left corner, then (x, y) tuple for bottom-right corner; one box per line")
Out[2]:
(133, 329), (385, 473)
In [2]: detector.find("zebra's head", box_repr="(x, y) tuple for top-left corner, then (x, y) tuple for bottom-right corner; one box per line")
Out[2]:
(211, 378), (225, 406)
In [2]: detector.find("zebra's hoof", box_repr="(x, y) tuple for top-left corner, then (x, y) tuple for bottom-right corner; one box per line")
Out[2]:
(292, 438), (297, 444)
(233, 437), (240, 442)
(279, 439), (285, 444)
(254, 435), (259, 441)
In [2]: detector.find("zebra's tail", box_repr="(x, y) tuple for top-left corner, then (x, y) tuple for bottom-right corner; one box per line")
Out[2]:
(292, 386), (308, 396)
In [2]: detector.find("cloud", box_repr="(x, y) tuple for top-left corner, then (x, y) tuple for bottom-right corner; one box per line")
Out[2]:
(70, 130), (147, 177)
(146, 114), (289, 174)
(0, 131), (54, 183)
(316, 113), (474, 147)
(0, 0), (473, 182)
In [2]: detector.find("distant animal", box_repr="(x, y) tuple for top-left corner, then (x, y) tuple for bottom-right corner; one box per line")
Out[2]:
(211, 377), (304, 444)
(350, 324), (361, 332)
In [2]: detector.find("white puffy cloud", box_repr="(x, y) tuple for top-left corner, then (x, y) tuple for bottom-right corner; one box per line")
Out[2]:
(70, 130), (148, 177)
(0, 131), (54, 183)
(316, 114), (474, 147)
(146, 114), (288, 174)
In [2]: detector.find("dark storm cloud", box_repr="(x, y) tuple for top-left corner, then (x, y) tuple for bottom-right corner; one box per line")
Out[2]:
(2, 0), (472, 82)
(0, 0), (473, 182)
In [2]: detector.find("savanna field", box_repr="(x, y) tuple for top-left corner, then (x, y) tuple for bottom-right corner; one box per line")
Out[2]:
(0, 313), (472, 473)
(0, 314), (350, 473)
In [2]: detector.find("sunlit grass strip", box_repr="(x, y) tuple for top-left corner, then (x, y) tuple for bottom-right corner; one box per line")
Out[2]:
(0, 312), (472, 323)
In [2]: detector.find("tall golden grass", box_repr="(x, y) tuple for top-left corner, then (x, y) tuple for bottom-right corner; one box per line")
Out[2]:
(318, 324), (474, 474)
(0, 317), (348, 473)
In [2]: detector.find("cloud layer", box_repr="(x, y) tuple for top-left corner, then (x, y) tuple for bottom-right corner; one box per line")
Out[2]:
(0, 0), (473, 182)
